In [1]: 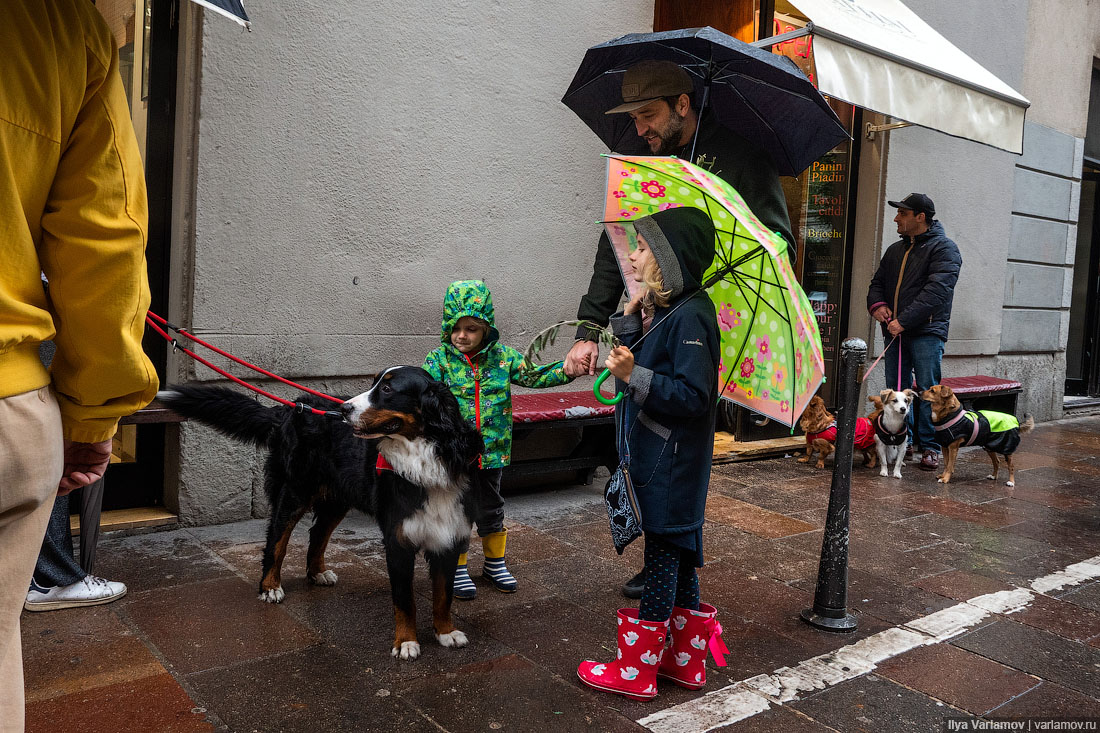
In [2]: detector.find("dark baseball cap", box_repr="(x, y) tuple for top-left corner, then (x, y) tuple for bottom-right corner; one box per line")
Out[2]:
(605, 60), (693, 115)
(888, 193), (935, 218)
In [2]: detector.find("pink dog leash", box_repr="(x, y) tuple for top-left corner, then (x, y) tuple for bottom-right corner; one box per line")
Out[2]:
(861, 335), (898, 383)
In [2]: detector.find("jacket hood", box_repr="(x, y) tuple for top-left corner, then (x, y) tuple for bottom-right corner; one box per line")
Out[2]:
(633, 207), (716, 298)
(440, 280), (500, 348)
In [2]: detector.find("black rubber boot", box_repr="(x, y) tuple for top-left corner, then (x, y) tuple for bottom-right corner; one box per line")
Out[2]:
(621, 568), (645, 599)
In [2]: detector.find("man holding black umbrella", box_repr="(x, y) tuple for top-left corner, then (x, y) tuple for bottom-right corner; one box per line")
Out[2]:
(564, 60), (795, 598)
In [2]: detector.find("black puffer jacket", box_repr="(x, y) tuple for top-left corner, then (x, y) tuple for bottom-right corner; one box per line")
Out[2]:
(866, 220), (962, 341)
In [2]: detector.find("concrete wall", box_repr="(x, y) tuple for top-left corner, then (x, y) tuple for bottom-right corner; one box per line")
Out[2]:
(168, 0), (653, 524)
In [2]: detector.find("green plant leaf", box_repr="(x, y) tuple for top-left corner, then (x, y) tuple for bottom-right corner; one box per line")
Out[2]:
(525, 320), (620, 364)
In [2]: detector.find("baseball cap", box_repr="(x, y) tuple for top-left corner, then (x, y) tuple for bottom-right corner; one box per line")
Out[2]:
(605, 60), (693, 115)
(888, 193), (935, 218)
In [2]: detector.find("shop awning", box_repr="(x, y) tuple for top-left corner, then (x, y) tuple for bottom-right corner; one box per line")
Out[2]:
(754, 0), (1029, 154)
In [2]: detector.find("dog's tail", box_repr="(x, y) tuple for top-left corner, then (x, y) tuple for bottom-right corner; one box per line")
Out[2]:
(1018, 413), (1035, 435)
(157, 384), (282, 447)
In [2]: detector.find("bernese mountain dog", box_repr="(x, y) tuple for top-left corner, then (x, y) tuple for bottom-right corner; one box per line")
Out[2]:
(157, 366), (483, 659)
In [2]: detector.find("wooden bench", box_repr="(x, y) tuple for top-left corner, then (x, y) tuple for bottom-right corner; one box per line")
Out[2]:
(940, 376), (1022, 415)
(505, 391), (617, 485)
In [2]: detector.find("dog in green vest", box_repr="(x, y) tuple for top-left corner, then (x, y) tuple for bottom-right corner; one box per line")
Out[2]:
(921, 384), (1034, 486)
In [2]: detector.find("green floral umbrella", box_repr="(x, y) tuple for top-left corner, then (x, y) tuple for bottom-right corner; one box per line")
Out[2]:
(602, 154), (823, 427)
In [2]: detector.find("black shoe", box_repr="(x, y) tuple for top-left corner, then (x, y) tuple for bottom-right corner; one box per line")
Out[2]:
(622, 569), (645, 599)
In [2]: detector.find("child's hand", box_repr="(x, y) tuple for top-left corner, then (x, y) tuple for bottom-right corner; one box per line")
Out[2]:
(605, 346), (634, 383)
(623, 290), (645, 316)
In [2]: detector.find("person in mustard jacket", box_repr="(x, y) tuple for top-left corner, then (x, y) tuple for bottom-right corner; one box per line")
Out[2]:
(1, 2), (159, 726)
(423, 280), (575, 599)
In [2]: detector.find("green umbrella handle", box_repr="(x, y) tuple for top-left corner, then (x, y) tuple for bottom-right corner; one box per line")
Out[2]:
(594, 368), (623, 405)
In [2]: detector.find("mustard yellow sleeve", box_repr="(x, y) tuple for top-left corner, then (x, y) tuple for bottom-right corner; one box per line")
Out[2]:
(37, 23), (158, 443)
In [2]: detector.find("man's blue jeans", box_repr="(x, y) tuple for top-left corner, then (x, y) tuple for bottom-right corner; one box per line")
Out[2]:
(882, 333), (944, 453)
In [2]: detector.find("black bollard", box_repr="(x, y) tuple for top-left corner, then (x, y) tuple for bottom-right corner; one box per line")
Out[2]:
(800, 337), (866, 632)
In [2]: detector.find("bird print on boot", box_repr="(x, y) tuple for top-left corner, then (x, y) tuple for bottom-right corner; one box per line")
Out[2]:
(577, 609), (669, 701)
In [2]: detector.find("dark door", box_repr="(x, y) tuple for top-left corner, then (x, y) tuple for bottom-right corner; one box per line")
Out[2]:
(1065, 167), (1100, 398)
(94, 0), (177, 510)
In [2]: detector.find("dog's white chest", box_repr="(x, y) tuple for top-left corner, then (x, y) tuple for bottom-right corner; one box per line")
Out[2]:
(400, 492), (469, 553)
(382, 437), (470, 553)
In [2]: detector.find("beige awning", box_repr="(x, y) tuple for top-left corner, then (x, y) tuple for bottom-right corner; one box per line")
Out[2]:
(756, 0), (1029, 153)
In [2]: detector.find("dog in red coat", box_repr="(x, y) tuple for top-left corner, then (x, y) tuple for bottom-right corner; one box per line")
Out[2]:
(797, 395), (878, 469)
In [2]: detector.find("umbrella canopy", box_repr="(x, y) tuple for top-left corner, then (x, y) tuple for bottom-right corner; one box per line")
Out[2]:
(188, 0), (250, 30)
(562, 26), (849, 176)
(602, 154), (824, 426)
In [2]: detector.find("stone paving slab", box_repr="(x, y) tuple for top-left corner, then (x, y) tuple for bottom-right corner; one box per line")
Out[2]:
(19, 415), (1100, 731)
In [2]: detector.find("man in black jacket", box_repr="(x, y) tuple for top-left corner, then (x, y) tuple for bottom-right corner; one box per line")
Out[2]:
(565, 60), (794, 598)
(866, 193), (962, 471)
(566, 60), (793, 373)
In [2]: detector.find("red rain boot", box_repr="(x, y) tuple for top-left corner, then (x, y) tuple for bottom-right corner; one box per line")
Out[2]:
(578, 608), (669, 701)
(657, 603), (728, 690)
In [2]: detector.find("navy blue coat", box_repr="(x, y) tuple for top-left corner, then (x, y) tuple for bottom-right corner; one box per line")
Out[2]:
(866, 220), (962, 341)
(610, 208), (720, 539)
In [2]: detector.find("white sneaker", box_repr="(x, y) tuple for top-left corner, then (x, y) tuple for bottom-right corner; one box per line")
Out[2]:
(24, 575), (127, 612)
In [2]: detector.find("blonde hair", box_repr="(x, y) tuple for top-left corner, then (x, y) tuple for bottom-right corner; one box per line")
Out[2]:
(640, 256), (672, 311)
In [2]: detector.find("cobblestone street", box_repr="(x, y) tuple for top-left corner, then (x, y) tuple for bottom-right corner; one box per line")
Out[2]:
(22, 415), (1100, 732)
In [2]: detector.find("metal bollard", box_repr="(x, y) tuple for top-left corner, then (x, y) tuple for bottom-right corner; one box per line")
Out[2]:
(800, 337), (866, 632)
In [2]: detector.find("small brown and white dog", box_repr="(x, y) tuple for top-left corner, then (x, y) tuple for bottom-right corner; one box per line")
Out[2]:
(872, 389), (915, 479)
(797, 395), (878, 469)
(920, 384), (1034, 486)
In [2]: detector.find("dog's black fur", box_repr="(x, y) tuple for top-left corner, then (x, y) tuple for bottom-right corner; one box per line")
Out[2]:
(158, 366), (483, 659)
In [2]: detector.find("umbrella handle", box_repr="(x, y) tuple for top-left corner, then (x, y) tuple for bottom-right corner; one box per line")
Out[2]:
(594, 368), (623, 405)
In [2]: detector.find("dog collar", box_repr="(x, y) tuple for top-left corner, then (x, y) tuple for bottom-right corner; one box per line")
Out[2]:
(376, 454), (395, 474)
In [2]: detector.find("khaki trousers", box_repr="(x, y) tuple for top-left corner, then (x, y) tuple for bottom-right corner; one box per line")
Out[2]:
(0, 388), (63, 733)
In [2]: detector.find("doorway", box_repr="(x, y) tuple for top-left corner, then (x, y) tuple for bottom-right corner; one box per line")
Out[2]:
(94, 0), (177, 510)
(1065, 166), (1100, 398)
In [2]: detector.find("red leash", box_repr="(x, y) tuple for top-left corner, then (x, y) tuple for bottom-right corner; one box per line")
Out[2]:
(145, 311), (345, 418)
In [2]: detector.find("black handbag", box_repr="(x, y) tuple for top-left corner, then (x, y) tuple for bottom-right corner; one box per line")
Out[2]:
(605, 409), (642, 554)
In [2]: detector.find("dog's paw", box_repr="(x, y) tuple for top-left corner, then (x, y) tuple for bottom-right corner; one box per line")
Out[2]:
(878, 469), (889, 477)
(1005, 480), (1015, 487)
(436, 629), (468, 648)
(309, 570), (338, 586)
(258, 587), (285, 603)
(392, 641), (421, 660)
(815, 462), (825, 469)
(986, 474), (996, 481)
(797, 456), (809, 464)
(892, 471), (903, 479)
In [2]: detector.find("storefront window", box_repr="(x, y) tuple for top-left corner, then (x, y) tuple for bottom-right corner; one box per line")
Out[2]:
(768, 3), (859, 404)
(95, 0), (152, 162)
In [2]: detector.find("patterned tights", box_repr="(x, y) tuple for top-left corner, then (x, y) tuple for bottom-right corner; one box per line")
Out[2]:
(639, 534), (700, 622)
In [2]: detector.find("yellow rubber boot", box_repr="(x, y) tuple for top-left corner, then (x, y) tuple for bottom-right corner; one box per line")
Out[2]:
(454, 551), (476, 600)
(481, 530), (516, 592)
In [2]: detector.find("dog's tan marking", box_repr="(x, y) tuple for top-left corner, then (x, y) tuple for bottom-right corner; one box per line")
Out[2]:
(307, 507), (348, 579)
(393, 604), (418, 651)
(261, 510), (304, 592)
(354, 408), (420, 439)
(432, 568), (456, 637)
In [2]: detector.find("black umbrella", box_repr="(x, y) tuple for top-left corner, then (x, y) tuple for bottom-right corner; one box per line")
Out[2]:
(561, 26), (849, 177)
(189, 0), (251, 30)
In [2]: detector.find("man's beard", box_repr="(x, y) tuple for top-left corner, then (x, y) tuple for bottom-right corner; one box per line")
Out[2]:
(649, 108), (688, 155)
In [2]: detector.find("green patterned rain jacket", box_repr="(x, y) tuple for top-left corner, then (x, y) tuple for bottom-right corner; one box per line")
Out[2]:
(422, 280), (572, 468)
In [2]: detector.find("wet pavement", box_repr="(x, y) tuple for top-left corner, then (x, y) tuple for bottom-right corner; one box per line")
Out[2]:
(21, 415), (1100, 732)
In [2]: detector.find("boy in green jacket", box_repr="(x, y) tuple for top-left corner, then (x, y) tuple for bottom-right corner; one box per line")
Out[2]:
(423, 280), (575, 599)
